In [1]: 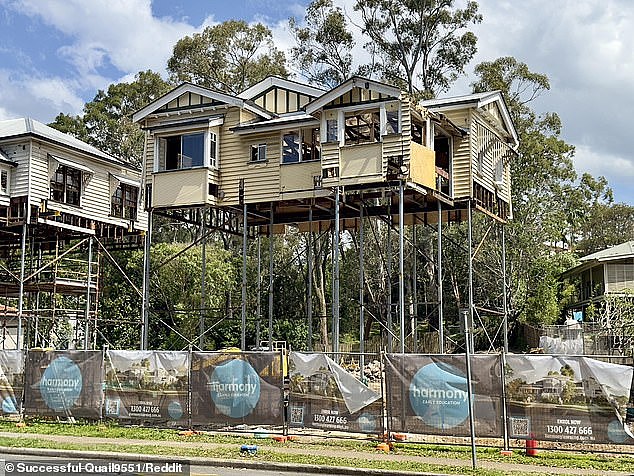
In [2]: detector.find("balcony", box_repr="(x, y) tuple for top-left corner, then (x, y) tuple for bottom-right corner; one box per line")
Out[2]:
(340, 142), (382, 183)
(152, 167), (209, 208)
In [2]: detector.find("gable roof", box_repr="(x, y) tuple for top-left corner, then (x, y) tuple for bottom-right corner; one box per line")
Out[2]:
(561, 241), (634, 278)
(238, 76), (325, 101)
(305, 77), (401, 115)
(421, 91), (518, 146)
(132, 83), (272, 123)
(580, 241), (634, 263)
(0, 118), (131, 168)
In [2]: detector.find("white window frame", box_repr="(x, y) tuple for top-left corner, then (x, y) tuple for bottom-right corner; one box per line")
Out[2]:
(153, 130), (212, 172)
(381, 102), (401, 136)
(280, 128), (320, 164)
(209, 130), (218, 169)
(251, 143), (267, 162)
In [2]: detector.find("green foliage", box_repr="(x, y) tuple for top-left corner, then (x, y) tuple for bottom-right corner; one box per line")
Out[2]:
(49, 71), (170, 166)
(167, 20), (288, 94)
(355, 0), (482, 97)
(471, 57), (614, 330)
(290, 0), (374, 88)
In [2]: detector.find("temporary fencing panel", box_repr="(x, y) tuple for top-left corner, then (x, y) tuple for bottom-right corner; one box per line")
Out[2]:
(0, 350), (24, 416)
(288, 352), (383, 434)
(505, 354), (634, 445)
(104, 350), (189, 427)
(190, 351), (283, 428)
(24, 350), (103, 419)
(385, 353), (503, 437)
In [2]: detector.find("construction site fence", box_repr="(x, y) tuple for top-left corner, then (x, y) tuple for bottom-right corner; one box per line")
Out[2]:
(1, 349), (634, 447)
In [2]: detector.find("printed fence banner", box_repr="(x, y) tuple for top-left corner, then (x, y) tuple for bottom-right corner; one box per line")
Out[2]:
(104, 350), (189, 426)
(190, 351), (283, 428)
(288, 352), (383, 434)
(505, 355), (634, 445)
(0, 350), (24, 416)
(385, 353), (503, 437)
(24, 350), (103, 419)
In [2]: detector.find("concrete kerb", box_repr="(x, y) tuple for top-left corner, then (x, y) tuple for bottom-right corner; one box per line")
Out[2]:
(0, 446), (456, 476)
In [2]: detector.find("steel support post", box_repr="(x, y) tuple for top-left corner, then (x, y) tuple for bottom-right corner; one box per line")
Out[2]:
(412, 223), (417, 353)
(437, 200), (444, 353)
(241, 202), (248, 350)
(466, 199), (477, 468)
(468, 200), (475, 354)
(501, 224), (509, 354)
(256, 232), (261, 347)
(84, 236), (93, 350)
(387, 200), (393, 353)
(332, 187), (340, 355)
(141, 210), (153, 350)
(17, 222), (27, 350)
(200, 208), (207, 349)
(463, 303), (478, 469)
(307, 205), (313, 351)
(398, 181), (405, 354)
(268, 205), (274, 351)
(359, 200), (365, 377)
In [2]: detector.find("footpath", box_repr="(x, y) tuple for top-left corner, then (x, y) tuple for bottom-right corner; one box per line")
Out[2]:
(0, 431), (630, 476)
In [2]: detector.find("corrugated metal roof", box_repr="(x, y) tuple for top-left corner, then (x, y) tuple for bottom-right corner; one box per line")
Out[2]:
(0, 118), (129, 167)
(580, 241), (634, 262)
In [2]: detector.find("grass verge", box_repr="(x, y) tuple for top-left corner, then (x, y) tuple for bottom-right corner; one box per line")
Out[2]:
(0, 420), (632, 475)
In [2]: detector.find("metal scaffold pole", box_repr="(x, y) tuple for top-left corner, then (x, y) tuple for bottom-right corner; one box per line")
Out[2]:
(200, 207), (207, 349)
(502, 224), (509, 354)
(437, 199), (444, 353)
(359, 200), (365, 375)
(84, 236), (93, 350)
(332, 187), (340, 356)
(141, 210), (153, 350)
(466, 199), (477, 469)
(398, 181), (405, 354)
(17, 222), (27, 350)
(241, 202), (247, 350)
(256, 232), (261, 348)
(307, 205), (313, 351)
(268, 205), (274, 351)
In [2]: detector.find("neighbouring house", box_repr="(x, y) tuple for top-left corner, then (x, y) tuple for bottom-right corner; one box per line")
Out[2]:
(0, 117), (147, 235)
(0, 118), (147, 349)
(561, 241), (634, 323)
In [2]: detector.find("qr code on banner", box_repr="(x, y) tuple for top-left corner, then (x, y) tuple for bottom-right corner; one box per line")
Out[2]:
(509, 416), (530, 437)
(290, 405), (304, 425)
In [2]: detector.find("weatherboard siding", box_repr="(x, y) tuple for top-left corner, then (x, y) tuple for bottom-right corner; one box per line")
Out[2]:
(441, 109), (471, 199)
(1, 140), (30, 197)
(218, 109), (280, 205)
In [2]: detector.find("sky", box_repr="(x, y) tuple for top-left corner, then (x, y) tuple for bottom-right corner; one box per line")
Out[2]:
(0, 0), (632, 205)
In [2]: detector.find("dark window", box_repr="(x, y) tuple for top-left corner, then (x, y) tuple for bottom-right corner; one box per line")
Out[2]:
(158, 133), (204, 170)
(209, 131), (217, 167)
(111, 183), (138, 220)
(0, 169), (7, 194)
(386, 110), (399, 134)
(302, 128), (321, 161)
(344, 111), (380, 145)
(50, 165), (81, 206)
(282, 132), (300, 163)
(326, 119), (338, 142)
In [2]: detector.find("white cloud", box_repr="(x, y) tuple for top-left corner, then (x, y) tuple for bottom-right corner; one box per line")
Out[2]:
(8, 0), (201, 75)
(0, 69), (86, 121)
(574, 144), (634, 179)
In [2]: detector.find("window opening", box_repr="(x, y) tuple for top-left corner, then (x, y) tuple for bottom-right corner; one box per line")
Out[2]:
(344, 110), (380, 145)
(50, 165), (81, 206)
